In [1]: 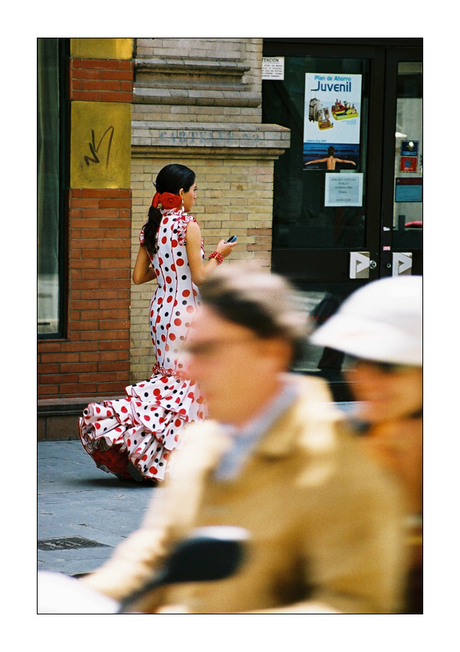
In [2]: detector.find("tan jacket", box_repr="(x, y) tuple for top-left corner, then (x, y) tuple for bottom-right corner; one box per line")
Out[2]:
(84, 375), (406, 613)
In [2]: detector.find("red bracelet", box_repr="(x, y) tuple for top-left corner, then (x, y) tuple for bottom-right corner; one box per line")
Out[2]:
(209, 251), (224, 264)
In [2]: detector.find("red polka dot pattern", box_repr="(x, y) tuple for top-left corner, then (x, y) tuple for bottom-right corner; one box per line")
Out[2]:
(78, 208), (207, 483)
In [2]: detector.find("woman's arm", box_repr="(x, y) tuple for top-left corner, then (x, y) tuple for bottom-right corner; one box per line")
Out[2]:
(186, 220), (235, 287)
(133, 245), (156, 285)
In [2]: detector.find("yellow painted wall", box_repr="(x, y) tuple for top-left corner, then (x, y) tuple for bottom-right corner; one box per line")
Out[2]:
(70, 38), (132, 60)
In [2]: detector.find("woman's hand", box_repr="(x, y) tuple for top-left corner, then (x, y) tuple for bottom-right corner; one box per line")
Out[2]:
(186, 222), (237, 286)
(216, 239), (237, 259)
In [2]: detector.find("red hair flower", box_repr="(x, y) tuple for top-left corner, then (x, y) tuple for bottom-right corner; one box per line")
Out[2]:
(152, 192), (182, 210)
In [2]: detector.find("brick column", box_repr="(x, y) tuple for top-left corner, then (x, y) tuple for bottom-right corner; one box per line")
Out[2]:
(70, 57), (133, 103)
(38, 39), (133, 418)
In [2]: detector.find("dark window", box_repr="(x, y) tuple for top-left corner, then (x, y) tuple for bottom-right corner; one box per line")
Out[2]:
(37, 38), (68, 338)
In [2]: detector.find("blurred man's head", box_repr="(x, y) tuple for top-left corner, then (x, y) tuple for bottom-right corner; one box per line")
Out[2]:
(184, 265), (309, 426)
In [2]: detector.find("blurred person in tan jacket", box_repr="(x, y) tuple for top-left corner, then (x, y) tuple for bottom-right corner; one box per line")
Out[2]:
(82, 265), (407, 614)
(311, 275), (422, 613)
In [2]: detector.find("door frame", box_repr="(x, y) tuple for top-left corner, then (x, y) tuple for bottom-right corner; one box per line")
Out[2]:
(263, 38), (423, 285)
(380, 44), (423, 277)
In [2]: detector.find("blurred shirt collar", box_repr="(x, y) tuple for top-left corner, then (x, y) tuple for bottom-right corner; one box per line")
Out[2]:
(214, 376), (299, 481)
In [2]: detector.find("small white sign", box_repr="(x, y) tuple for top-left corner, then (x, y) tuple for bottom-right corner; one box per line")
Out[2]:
(392, 252), (413, 276)
(349, 252), (370, 279)
(325, 172), (363, 207)
(262, 57), (285, 80)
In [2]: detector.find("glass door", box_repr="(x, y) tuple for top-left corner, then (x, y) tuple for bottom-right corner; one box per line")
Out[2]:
(381, 48), (423, 277)
(262, 39), (422, 381)
(262, 42), (387, 292)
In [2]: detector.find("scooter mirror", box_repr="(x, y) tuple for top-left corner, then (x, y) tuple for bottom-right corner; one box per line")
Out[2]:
(118, 526), (250, 612)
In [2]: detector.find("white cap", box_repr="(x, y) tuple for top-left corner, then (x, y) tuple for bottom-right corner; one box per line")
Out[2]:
(310, 276), (422, 366)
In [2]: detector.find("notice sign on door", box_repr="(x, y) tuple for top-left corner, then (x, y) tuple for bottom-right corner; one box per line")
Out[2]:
(262, 57), (284, 80)
(303, 73), (362, 170)
(325, 173), (363, 207)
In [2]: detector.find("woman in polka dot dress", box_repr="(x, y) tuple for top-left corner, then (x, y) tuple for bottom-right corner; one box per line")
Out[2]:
(79, 164), (236, 482)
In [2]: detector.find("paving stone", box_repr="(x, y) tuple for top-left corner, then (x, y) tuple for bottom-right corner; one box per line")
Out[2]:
(38, 441), (155, 577)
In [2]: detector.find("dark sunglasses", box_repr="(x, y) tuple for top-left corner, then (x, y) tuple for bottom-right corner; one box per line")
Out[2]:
(346, 356), (408, 374)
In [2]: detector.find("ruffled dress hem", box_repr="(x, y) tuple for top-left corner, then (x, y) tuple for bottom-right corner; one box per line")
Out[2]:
(79, 367), (206, 483)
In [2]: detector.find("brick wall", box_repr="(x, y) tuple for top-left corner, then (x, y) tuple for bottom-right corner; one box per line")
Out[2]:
(130, 157), (274, 381)
(70, 58), (133, 103)
(38, 38), (287, 414)
(128, 38), (288, 382)
(133, 38), (262, 125)
(38, 41), (133, 405)
(38, 189), (132, 398)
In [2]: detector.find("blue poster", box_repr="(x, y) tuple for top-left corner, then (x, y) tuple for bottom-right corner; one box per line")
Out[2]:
(303, 73), (362, 170)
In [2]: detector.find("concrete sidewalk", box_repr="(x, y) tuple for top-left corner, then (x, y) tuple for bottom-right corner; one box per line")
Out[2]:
(38, 440), (156, 578)
(37, 400), (357, 579)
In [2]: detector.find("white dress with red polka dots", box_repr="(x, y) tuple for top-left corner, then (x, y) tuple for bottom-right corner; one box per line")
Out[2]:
(78, 208), (206, 482)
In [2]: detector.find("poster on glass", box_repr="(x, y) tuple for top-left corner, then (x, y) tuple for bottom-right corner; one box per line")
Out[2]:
(303, 73), (362, 170)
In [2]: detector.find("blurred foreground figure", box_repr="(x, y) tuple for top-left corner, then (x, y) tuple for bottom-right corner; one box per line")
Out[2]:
(311, 275), (422, 613)
(82, 265), (406, 613)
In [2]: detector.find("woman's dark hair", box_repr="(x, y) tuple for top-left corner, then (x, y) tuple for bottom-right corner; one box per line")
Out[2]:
(143, 163), (196, 255)
(199, 264), (311, 366)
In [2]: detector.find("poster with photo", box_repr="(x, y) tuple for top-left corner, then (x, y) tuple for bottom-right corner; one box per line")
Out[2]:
(303, 73), (362, 170)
